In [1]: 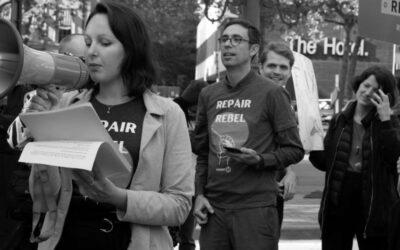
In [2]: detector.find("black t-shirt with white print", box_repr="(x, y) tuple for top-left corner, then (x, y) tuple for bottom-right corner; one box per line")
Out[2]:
(67, 96), (146, 218)
(91, 96), (146, 175)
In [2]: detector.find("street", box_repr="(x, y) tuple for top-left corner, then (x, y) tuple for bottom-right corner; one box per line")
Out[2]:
(176, 155), (361, 250)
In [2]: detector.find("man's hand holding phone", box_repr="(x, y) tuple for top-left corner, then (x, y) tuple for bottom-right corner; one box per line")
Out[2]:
(223, 144), (262, 167)
(223, 145), (242, 154)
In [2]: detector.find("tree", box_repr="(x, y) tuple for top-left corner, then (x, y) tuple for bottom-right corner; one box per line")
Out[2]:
(118, 0), (201, 86)
(4, 0), (80, 45)
(265, 0), (360, 108)
(1, 0), (200, 86)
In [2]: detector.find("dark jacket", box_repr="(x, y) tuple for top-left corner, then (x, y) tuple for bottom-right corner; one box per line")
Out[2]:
(388, 199), (400, 250)
(310, 101), (400, 238)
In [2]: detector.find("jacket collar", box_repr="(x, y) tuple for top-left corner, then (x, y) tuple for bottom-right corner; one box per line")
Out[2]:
(341, 100), (377, 127)
(143, 90), (165, 116)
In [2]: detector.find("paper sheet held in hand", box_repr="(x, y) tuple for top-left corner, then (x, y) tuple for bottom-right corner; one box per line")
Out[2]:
(18, 103), (132, 185)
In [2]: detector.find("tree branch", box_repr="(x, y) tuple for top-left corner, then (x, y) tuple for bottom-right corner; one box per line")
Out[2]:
(274, 0), (299, 27)
(324, 18), (345, 26)
(204, 0), (229, 23)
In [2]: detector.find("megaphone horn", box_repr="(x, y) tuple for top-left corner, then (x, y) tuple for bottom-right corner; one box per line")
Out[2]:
(0, 18), (89, 99)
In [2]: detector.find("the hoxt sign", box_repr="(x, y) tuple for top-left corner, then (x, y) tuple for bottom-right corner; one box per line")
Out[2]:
(287, 37), (376, 61)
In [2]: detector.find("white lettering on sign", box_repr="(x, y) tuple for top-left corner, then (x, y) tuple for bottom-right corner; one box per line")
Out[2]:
(382, 0), (400, 16)
(288, 37), (368, 57)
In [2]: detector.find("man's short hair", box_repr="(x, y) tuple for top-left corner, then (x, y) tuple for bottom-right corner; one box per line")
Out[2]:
(59, 34), (84, 47)
(260, 42), (294, 67)
(59, 34), (86, 56)
(222, 18), (261, 46)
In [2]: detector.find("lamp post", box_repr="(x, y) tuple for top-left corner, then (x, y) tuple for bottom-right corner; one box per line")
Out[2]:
(203, 0), (260, 29)
(10, 0), (21, 31)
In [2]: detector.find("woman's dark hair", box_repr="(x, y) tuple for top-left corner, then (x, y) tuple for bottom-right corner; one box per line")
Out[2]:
(352, 65), (397, 107)
(85, 1), (158, 97)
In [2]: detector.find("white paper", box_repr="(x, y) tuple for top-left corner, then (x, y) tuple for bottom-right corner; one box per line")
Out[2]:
(19, 141), (102, 171)
(18, 103), (132, 180)
(292, 52), (324, 151)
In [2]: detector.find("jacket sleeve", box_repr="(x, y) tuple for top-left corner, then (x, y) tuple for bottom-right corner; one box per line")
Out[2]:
(117, 103), (194, 226)
(378, 117), (400, 169)
(7, 116), (31, 150)
(194, 90), (209, 195)
(7, 90), (37, 149)
(257, 126), (304, 171)
(309, 114), (337, 172)
(256, 87), (304, 171)
(6, 90), (86, 150)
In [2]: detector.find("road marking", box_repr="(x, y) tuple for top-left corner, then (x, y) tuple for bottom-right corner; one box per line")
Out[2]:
(174, 240), (360, 250)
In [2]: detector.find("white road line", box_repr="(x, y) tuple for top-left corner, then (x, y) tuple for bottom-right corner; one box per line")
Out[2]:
(175, 239), (360, 250)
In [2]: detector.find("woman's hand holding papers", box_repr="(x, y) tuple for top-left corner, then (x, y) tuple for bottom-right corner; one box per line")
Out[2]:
(73, 166), (128, 212)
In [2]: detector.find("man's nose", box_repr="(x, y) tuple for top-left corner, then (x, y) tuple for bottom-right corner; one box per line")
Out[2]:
(273, 68), (281, 74)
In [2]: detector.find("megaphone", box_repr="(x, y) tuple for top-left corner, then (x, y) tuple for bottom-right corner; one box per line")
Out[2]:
(0, 18), (89, 99)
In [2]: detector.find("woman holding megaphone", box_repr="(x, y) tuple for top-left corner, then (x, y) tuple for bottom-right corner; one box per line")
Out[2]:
(8, 1), (194, 250)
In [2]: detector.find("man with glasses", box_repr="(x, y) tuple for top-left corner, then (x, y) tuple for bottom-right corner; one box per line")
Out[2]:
(194, 19), (304, 250)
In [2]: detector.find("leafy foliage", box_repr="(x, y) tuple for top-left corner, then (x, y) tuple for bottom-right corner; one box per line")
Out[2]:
(117, 0), (201, 85)
(1, 0), (200, 86)
(259, 0), (360, 104)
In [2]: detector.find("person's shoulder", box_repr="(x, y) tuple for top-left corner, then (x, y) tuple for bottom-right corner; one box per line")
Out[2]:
(251, 73), (281, 92)
(201, 81), (222, 93)
(144, 91), (182, 114)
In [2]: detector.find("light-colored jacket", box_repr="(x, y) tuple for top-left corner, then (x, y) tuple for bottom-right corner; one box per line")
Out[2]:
(8, 90), (194, 250)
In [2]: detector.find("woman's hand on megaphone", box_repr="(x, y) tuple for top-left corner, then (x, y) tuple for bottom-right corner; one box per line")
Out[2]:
(23, 86), (63, 113)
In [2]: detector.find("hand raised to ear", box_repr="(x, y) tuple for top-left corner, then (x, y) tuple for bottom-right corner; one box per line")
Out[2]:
(370, 89), (390, 121)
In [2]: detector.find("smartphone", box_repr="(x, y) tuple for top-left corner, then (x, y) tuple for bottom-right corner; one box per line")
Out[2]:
(223, 146), (242, 154)
(370, 88), (392, 104)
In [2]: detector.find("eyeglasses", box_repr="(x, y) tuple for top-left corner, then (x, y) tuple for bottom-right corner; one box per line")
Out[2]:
(218, 35), (250, 46)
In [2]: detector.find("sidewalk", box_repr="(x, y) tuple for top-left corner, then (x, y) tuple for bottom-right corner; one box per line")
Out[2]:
(281, 197), (320, 240)
(176, 157), (362, 250)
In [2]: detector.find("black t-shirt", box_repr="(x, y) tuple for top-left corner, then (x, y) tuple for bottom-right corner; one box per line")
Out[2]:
(68, 96), (146, 217)
(91, 96), (146, 174)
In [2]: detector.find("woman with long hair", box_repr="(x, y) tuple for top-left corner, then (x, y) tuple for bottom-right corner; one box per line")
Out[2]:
(310, 65), (400, 250)
(9, 1), (194, 249)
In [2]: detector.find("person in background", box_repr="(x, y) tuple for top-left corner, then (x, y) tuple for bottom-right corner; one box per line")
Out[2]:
(259, 41), (297, 228)
(3, 33), (87, 250)
(310, 65), (400, 250)
(8, 1), (194, 250)
(172, 79), (208, 250)
(59, 34), (86, 58)
(194, 19), (304, 250)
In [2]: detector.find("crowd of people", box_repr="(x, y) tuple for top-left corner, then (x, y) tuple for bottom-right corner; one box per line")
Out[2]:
(1, 1), (400, 250)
